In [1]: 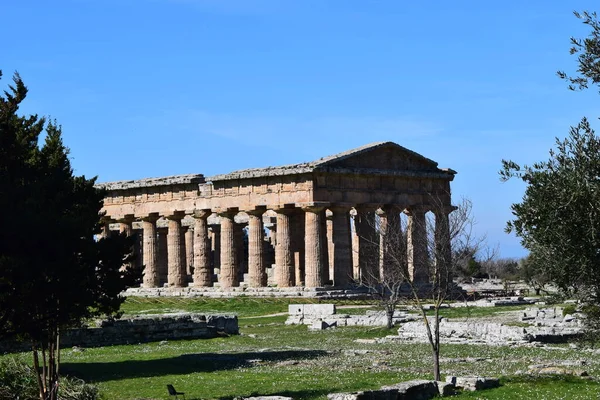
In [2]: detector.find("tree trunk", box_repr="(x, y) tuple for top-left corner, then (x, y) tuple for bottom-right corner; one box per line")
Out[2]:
(386, 306), (394, 329)
(432, 347), (441, 381)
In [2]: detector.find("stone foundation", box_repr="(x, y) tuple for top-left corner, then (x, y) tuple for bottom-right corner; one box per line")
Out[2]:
(0, 313), (238, 353)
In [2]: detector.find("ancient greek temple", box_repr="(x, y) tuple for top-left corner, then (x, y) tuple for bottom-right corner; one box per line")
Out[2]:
(98, 142), (456, 289)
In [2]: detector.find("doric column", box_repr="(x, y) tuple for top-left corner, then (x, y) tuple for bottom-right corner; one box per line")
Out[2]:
(158, 227), (168, 285)
(118, 215), (134, 236)
(407, 206), (429, 283)
(434, 206), (454, 288)
(275, 208), (294, 287)
(320, 208), (330, 283)
(330, 206), (353, 287)
(355, 206), (379, 281)
(184, 226), (194, 276)
(378, 205), (404, 282)
(118, 215), (135, 270)
(291, 211), (305, 286)
(141, 213), (160, 288)
(210, 224), (221, 272)
(304, 205), (326, 288)
(192, 209), (212, 287)
(351, 213), (360, 279)
(219, 209), (239, 288)
(167, 212), (186, 287)
(326, 211), (334, 282)
(247, 208), (267, 287)
(100, 217), (113, 239)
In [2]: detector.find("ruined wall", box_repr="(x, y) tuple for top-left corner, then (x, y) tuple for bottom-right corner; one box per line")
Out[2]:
(0, 314), (238, 353)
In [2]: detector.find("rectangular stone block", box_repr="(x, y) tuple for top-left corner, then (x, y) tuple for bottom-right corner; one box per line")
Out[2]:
(303, 304), (336, 316)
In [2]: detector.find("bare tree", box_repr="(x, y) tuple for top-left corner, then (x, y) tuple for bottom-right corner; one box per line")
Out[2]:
(357, 196), (493, 381)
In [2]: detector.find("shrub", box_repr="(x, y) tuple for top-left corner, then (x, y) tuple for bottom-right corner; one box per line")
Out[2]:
(0, 357), (99, 400)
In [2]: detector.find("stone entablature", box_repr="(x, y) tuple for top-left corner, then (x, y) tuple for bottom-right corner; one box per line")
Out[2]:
(97, 142), (456, 290)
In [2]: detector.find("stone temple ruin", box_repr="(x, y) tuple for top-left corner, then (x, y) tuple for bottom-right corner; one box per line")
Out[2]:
(98, 142), (456, 289)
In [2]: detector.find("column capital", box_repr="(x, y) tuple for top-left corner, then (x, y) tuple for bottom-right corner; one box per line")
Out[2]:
(405, 205), (429, 215)
(354, 203), (379, 213)
(243, 206), (267, 215)
(140, 212), (160, 222)
(433, 205), (458, 215)
(117, 214), (136, 224)
(376, 204), (405, 215)
(215, 207), (239, 217)
(329, 204), (353, 214)
(166, 210), (186, 220)
(193, 208), (212, 219)
(270, 204), (296, 213)
(245, 206), (267, 217)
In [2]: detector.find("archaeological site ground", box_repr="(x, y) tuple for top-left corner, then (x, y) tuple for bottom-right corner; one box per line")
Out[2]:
(3, 143), (599, 399)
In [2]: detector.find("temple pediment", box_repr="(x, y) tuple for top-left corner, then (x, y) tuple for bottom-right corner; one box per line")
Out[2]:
(313, 141), (440, 173)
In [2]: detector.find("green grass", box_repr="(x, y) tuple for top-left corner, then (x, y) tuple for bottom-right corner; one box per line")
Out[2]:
(456, 376), (600, 399)
(120, 296), (323, 316)
(4, 299), (598, 400)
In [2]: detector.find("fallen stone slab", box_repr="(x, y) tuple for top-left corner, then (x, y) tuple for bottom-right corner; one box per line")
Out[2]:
(528, 365), (588, 376)
(446, 376), (499, 391)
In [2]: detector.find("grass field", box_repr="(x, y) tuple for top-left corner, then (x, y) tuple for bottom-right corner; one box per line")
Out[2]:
(3, 297), (599, 399)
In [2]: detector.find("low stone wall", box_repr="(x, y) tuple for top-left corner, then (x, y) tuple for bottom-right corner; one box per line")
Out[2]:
(0, 313), (238, 353)
(125, 286), (370, 299)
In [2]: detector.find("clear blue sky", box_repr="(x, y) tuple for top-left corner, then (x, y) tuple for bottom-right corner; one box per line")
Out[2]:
(4, 0), (599, 259)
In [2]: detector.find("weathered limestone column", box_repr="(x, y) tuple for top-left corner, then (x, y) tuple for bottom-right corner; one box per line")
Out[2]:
(355, 206), (379, 281)
(378, 206), (403, 282)
(142, 213), (160, 288)
(192, 209), (212, 287)
(326, 211), (335, 281)
(118, 215), (134, 236)
(184, 226), (194, 276)
(434, 206), (454, 288)
(351, 213), (360, 279)
(320, 208), (330, 283)
(247, 208), (267, 287)
(406, 206), (429, 283)
(100, 217), (113, 239)
(304, 205), (326, 288)
(330, 206), (353, 287)
(210, 225), (221, 271)
(167, 212), (186, 287)
(158, 227), (168, 285)
(275, 208), (294, 287)
(118, 215), (135, 270)
(291, 211), (305, 286)
(219, 209), (239, 288)
(235, 222), (247, 280)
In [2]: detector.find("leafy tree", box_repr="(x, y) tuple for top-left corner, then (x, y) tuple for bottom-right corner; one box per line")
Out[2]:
(519, 253), (551, 296)
(501, 119), (600, 300)
(358, 197), (492, 380)
(0, 71), (141, 400)
(502, 10), (600, 342)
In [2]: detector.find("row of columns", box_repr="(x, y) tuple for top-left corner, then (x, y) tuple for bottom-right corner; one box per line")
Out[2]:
(103, 204), (453, 289)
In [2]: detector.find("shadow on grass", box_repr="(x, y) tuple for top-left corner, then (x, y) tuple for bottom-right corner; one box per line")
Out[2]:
(214, 387), (335, 400)
(62, 350), (328, 383)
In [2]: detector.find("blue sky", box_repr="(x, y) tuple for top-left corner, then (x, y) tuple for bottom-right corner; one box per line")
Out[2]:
(4, 0), (599, 258)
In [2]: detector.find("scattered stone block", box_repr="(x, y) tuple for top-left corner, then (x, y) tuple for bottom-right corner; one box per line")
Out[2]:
(450, 376), (499, 391)
(435, 381), (454, 396)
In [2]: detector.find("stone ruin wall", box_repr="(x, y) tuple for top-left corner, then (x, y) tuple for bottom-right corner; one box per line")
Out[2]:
(0, 314), (238, 353)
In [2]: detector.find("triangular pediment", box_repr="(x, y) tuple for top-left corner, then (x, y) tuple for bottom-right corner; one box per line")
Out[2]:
(313, 142), (440, 172)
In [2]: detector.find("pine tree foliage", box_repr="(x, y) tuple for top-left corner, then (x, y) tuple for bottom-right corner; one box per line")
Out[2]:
(0, 71), (141, 400)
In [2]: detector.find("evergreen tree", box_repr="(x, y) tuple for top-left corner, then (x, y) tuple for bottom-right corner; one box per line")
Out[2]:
(0, 71), (141, 400)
